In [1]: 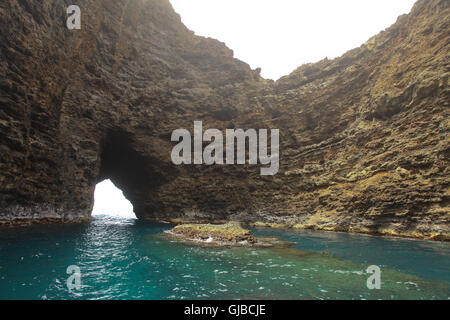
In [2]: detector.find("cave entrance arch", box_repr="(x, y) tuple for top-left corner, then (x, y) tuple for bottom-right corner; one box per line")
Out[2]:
(93, 128), (160, 220)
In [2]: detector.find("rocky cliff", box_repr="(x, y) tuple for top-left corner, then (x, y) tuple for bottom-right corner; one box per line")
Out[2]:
(0, 0), (448, 240)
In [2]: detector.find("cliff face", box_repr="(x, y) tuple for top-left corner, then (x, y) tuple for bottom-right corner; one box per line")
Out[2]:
(0, 0), (448, 240)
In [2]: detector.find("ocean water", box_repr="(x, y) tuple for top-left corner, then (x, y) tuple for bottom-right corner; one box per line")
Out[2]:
(0, 215), (448, 300)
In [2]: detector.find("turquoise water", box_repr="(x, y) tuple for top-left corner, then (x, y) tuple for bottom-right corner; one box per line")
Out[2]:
(0, 215), (448, 300)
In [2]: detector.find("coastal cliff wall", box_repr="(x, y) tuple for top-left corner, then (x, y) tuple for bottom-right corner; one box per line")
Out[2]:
(0, 0), (448, 240)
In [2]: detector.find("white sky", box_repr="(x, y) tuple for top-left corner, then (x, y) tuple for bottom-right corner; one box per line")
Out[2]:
(169, 0), (416, 80)
(93, 1), (417, 217)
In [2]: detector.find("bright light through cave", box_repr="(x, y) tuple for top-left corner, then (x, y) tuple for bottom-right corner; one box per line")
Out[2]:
(92, 179), (136, 218)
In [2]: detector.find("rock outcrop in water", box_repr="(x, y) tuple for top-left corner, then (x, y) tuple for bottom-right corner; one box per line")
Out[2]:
(0, 0), (448, 240)
(165, 222), (292, 247)
(166, 222), (258, 247)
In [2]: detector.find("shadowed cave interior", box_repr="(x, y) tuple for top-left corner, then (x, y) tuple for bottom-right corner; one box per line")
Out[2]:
(94, 129), (151, 219)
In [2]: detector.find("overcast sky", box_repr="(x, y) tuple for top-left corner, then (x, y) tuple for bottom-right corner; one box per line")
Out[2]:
(94, 1), (417, 217)
(169, 0), (416, 80)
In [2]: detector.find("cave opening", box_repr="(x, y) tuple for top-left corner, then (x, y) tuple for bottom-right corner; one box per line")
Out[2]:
(93, 129), (153, 220)
(92, 179), (136, 218)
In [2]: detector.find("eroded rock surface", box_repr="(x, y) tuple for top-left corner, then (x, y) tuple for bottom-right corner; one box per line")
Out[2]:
(0, 0), (448, 239)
